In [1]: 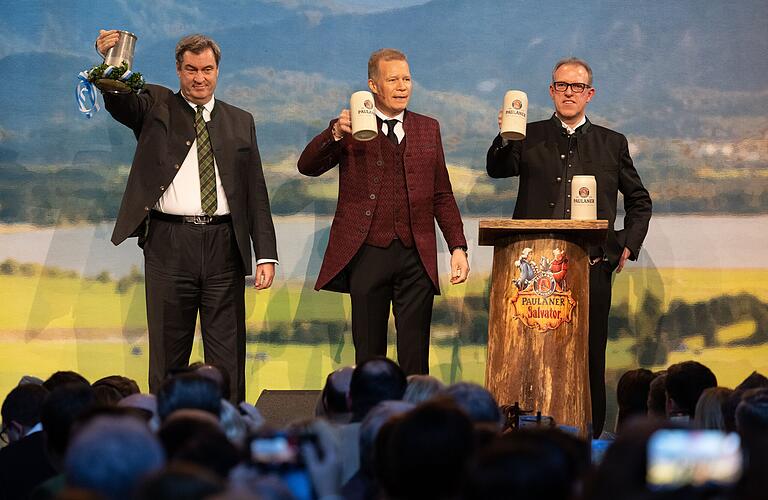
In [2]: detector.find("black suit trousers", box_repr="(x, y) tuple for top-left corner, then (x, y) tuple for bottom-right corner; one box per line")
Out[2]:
(347, 241), (435, 375)
(589, 260), (615, 438)
(143, 218), (246, 402)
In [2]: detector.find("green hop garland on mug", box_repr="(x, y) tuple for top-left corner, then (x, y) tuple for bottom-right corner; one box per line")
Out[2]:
(87, 61), (144, 92)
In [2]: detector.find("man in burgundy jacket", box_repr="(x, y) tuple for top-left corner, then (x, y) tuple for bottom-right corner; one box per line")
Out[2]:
(298, 49), (469, 375)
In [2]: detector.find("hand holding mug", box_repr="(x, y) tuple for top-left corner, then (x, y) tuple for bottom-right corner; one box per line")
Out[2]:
(332, 109), (352, 141)
(96, 29), (121, 57)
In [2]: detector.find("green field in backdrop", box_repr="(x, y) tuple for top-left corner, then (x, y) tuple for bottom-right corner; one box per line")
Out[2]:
(1, 268), (767, 408)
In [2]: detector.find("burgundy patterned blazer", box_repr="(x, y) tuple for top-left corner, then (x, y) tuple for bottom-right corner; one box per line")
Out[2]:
(298, 110), (467, 294)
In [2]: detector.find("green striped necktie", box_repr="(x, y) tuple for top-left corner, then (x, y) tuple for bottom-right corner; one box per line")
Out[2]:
(195, 105), (217, 216)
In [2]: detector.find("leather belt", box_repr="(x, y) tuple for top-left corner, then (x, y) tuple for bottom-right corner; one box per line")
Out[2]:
(150, 210), (231, 225)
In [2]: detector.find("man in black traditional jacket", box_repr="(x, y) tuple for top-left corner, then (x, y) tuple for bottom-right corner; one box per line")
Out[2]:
(486, 57), (652, 437)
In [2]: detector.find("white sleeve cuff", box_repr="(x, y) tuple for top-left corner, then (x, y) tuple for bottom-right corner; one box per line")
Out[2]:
(255, 258), (279, 265)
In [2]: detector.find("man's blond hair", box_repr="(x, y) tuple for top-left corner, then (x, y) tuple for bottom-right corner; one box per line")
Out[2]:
(368, 48), (408, 79)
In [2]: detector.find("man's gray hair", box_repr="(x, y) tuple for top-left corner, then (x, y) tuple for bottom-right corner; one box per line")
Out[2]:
(175, 34), (221, 67)
(552, 57), (593, 86)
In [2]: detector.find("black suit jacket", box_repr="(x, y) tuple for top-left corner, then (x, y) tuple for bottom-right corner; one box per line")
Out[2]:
(487, 115), (652, 269)
(0, 431), (56, 500)
(104, 84), (277, 274)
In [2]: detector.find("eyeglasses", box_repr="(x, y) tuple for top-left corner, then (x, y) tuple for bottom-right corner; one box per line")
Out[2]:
(552, 81), (591, 93)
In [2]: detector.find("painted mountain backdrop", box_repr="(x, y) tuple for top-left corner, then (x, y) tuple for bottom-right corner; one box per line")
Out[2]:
(0, 0), (766, 221)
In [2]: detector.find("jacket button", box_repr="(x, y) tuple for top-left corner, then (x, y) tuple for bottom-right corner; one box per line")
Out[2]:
(370, 194), (376, 200)
(365, 210), (371, 216)
(560, 154), (565, 159)
(373, 177), (380, 183)
(144, 206), (150, 211)
(556, 177), (562, 182)
(174, 164), (180, 169)
(376, 160), (383, 166)
(160, 186), (165, 191)
(549, 202), (555, 208)
(186, 140), (192, 146)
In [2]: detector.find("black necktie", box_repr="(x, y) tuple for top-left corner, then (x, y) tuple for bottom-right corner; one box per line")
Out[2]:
(385, 119), (399, 144)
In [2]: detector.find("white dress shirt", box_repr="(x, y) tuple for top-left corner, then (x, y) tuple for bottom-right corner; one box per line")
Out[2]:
(155, 93), (277, 267)
(154, 94), (231, 216)
(375, 109), (405, 144)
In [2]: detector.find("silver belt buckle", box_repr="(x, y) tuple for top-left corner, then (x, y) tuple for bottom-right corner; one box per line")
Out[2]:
(192, 215), (211, 225)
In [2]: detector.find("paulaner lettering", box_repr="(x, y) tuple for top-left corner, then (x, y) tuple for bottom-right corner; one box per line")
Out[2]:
(520, 296), (566, 306)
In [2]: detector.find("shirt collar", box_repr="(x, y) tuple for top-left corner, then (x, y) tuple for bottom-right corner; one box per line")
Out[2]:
(375, 109), (405, 123)
(553, 113), (589, 135)
(181, 93), (216, 113)
(24, 422), (43, 437)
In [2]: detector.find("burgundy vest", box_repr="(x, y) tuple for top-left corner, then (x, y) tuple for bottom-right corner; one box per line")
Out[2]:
(365, 134), (414, 248)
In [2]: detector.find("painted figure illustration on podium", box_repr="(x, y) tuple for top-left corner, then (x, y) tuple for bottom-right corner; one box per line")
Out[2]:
(486, 57), (653, 437)
(94, 30), (278, 402)
(298, 48), (470, 375)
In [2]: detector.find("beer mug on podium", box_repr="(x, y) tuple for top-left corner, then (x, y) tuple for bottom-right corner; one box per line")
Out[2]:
(570, 175), (597, 220)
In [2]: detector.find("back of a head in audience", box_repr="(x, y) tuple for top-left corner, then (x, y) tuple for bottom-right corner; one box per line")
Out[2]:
(665, 361), (717, 419)
(735, 387), (768, 439)
(64, 415), (165, 500)
(41, 383), (96, 466)
(92, 375), (140, 406)
(693, 386), (732, 430)
(724, 371), (768, 432)
(349, 357), (407, 422)
(359, 400), (415, 476)
(135, 463), (225, 500)
(194, 363), (233, 403)
(733, 387), (768, 500)
(158, 410), (222, 456)
(377, 398), (474, 500)
(647, 371), (667, 418)
(615, 368), (655, 433)
(464, 428), (588, 500)
(1, 383), (49, 444)
(156, 408), (240, 479)
(736, 371), (768, 391)
(586, 418), (674, 500)
(403, 374), (445, 405)
(442, 382), (501, 428)
(118, 393), (159, 431)
(43, 371), (90, 392)
(157, 373), (222, 422)
(316, 366), (354, 422)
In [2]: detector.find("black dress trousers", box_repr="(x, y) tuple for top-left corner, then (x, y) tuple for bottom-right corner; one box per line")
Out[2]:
(347, 240), (435, 375)
(589, 260), (615, 438)
(143, 217), (246, 402)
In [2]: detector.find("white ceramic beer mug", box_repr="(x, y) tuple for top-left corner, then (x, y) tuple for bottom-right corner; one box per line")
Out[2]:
(350, 91), (378, 141)
(500, 90), (528, 140)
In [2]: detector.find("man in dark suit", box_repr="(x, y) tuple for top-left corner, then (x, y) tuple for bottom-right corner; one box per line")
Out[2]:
(298, 49), (469, 375)
(95, 31), (278, 402)
(0, 383), (56, 500)
(486, 57), (652, 437)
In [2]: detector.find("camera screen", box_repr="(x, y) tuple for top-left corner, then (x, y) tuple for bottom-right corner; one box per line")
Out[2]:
(250, 435), (299, 464)
(646, 430), (742, 489)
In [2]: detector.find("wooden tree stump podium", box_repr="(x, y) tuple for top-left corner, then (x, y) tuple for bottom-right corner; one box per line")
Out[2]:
(479, 219), (608, 435)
